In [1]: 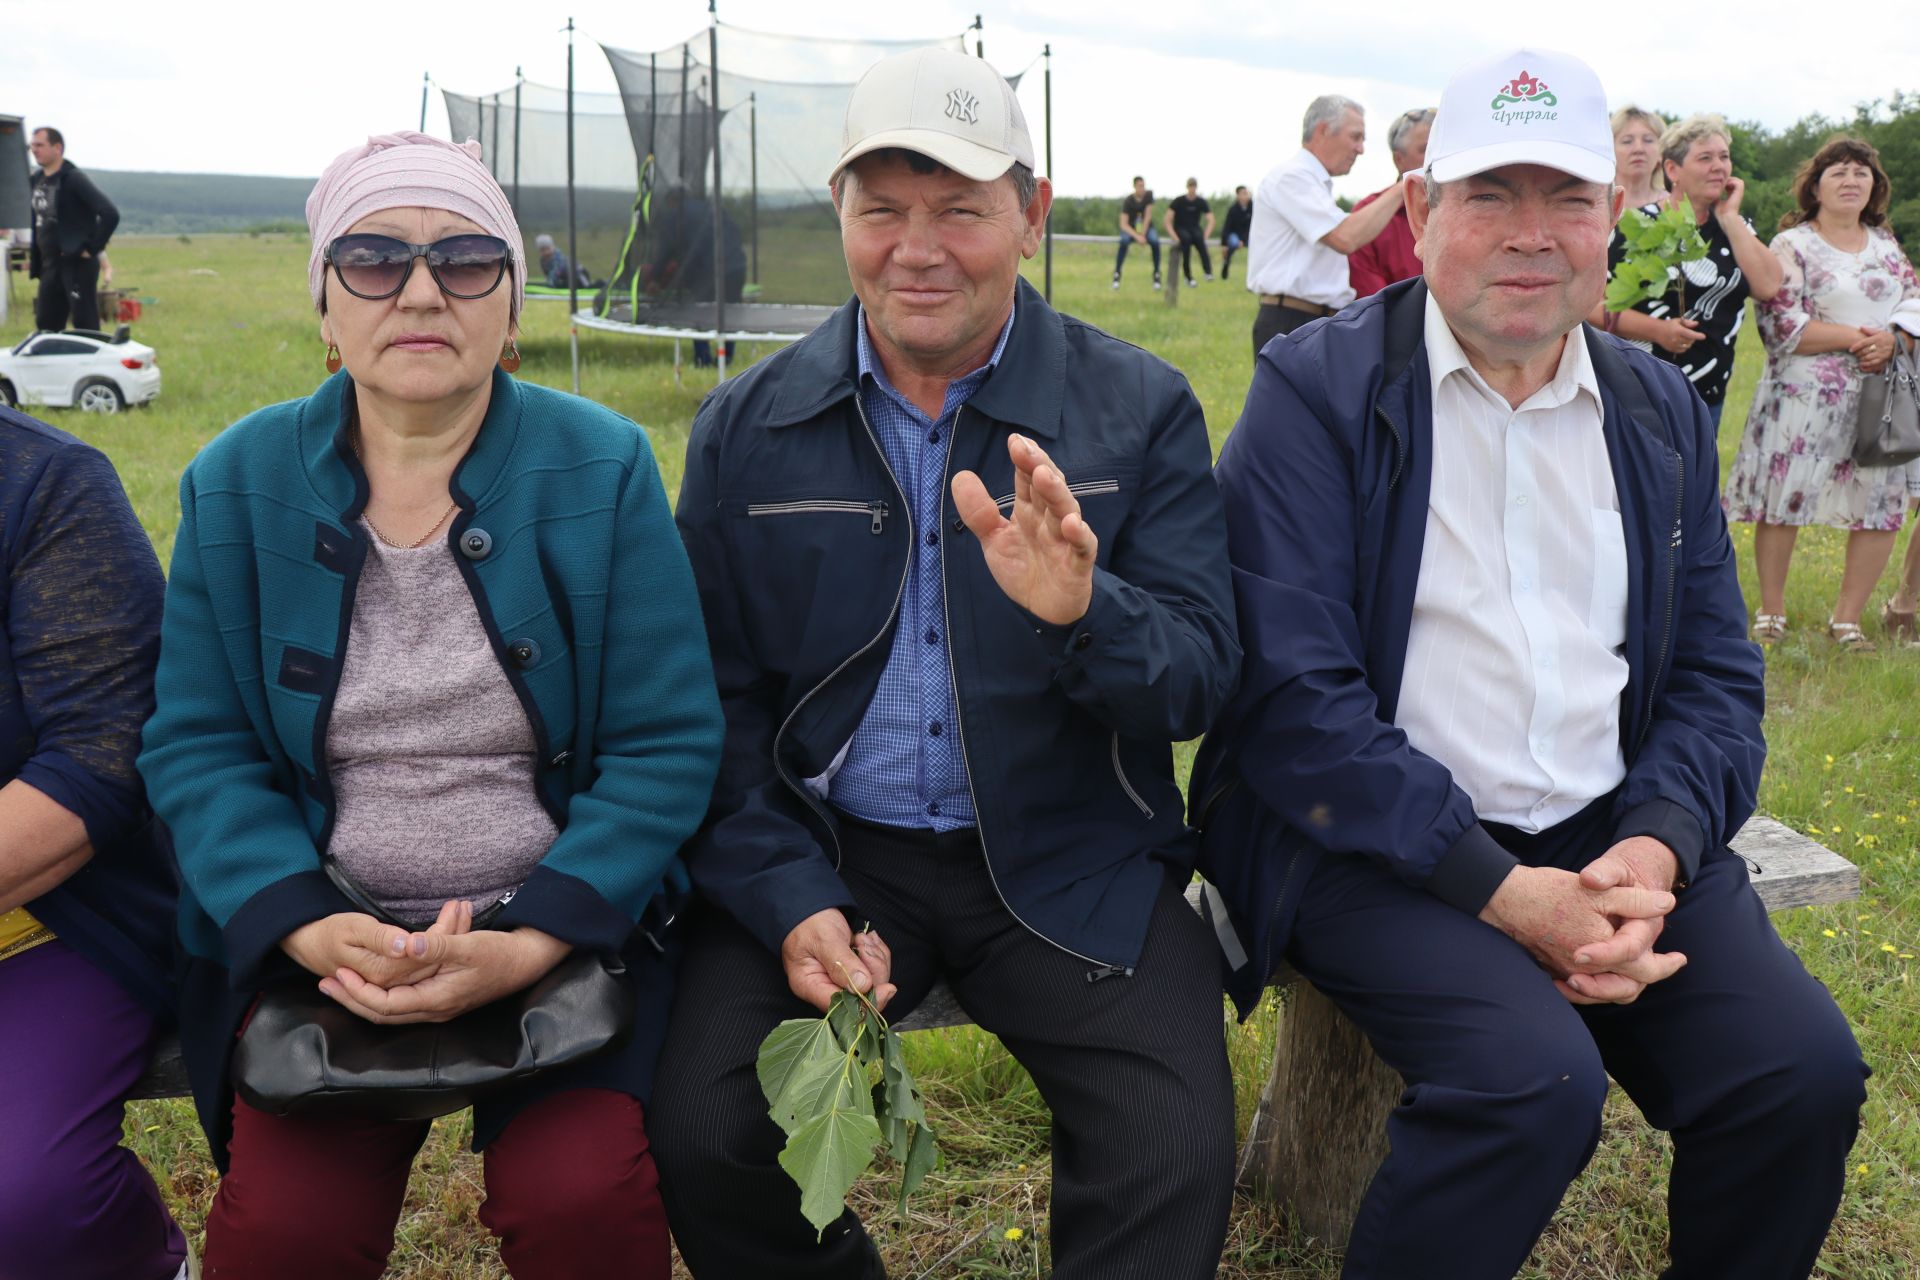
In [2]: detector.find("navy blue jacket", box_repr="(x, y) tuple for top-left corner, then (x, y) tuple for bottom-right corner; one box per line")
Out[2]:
(2, 407), (174, 1016)
(1191, 280), (1767, 1016)
(677, 279), (1241, 971)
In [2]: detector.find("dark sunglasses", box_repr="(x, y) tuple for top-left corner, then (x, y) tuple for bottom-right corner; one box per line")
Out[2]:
(324, 233), (512, 302)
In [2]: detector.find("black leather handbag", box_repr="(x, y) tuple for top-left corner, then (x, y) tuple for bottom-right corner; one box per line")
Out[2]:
(232, 861), (632, 1122)
(1853, 335), (1920, 468)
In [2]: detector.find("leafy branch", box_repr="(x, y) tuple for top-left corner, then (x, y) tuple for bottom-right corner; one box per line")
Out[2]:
(756, 984), (941, 1239)
(1606, 197), (1711, 313)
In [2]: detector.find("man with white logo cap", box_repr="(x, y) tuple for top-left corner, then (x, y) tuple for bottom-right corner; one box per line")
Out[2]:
(1192, 48), (1865, 1278)
(653, 45), (1240, 1279)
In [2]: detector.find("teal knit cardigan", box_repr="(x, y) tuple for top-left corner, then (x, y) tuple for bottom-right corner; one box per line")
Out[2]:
(139, 369), (723, 983)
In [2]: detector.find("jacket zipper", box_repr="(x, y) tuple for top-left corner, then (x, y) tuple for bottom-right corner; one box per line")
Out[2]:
(768, 395), (911, 867)
(748, 499), (889, 535)
(1374, 404), (1407, 490)
(1111, 732), (1154, 819)
(1632, 448), (1684, 759)
(988, 477), (1122, 509)
(942, 405), (1116, 971)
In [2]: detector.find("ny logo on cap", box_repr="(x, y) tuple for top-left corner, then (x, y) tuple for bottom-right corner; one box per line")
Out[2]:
(945, 88), (980, 125)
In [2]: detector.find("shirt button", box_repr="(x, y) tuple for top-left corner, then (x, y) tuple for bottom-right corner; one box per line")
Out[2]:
(927, 801), (941, 817)
(928, 721), (943, 737)
(925, 530), (939, 546)
(1073, 633), (1093, 651)
(460, 528), (492, 559)
(925, 627), (939, 644)
(928, 430), (941, 444)
(507, 638), (541, 668)
(1515, 495), (1529, 506)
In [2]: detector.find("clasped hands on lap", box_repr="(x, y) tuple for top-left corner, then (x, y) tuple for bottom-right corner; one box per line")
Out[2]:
(280, 899), (572, 1025)
(1480, 835), (1686, 1005)
(783, 433), (1099, 1014)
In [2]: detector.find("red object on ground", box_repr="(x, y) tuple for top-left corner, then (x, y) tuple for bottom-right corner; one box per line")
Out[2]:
(116, 297), (142, 323)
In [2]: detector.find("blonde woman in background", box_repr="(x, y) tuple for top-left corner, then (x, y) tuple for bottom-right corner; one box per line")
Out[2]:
(1612, 105), (1669, 214)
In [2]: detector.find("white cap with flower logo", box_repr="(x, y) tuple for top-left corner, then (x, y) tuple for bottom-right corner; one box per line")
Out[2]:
(1425, 48), (1616, 185)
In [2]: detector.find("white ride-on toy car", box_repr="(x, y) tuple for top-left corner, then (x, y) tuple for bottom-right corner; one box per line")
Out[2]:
(0, 326), (160, 414)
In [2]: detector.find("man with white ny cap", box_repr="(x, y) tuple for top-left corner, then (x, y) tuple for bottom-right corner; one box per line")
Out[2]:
(653, 45), (1242, 1280)
(1193, 47), (1865, 1278)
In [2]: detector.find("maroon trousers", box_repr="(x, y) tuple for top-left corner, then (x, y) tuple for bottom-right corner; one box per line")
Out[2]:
(203, 1087), (668, 1278)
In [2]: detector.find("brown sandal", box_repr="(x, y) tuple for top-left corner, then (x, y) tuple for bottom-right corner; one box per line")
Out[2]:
(1883, 599), (1919, 646)
(1828, 620), (1878, 653)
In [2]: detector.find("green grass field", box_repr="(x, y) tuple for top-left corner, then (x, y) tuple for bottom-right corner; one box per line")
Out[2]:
(6, 234), (1917, 1277)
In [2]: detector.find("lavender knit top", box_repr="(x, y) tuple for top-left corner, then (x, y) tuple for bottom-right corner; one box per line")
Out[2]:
(324, 524), (557, 920)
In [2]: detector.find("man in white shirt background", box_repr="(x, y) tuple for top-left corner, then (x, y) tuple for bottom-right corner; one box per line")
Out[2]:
(1194, 48), (1865, 1280)
(1244, 94), (1405, 360)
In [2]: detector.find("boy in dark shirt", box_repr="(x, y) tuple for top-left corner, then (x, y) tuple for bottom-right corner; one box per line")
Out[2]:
(1163, 178), (1215, 286)
(1219, 186), (1252, 282)
(1113, 176), (1162, 290)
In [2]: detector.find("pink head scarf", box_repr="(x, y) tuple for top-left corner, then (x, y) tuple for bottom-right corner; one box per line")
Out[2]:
(306, 131), (525, 320)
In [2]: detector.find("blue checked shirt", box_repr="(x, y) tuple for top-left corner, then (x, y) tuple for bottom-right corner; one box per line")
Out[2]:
(827, 302), (1017, 831)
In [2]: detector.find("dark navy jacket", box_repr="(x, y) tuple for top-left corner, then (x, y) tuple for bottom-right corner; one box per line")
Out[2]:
(677, 279), (1241, 972)
(1191, 280), (1766, 1017)
(2, 407), (174, 1016)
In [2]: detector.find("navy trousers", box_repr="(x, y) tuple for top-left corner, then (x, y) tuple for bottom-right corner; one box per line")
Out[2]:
(1288, 800), (1868, 1280)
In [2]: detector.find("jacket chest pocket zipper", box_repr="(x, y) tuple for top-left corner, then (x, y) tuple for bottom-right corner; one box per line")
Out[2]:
(990, 478), (1122, 510)
(746, 499), (889, 534)
(1111, 732), (1154, 819)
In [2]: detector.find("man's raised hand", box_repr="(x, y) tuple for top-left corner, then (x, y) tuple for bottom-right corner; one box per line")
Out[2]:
(952, 434), (1098, 627)
(780, 908), (897, 1015)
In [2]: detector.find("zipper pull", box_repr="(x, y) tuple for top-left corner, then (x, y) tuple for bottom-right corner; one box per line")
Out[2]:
(1085, 964), (1135, 984)
(869, 501), (888, 535)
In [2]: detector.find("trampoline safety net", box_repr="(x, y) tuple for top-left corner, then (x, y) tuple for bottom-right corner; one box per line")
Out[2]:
(448, 22), (971, 338)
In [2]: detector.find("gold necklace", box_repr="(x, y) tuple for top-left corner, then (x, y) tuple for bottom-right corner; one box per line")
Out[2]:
(350, 427), (460, 550)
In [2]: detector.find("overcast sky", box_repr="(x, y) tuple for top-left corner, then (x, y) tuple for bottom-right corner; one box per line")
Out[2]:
(8, 0), (1915, 201)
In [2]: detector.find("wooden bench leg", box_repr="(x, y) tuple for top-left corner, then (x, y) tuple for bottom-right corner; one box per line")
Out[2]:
(1236, 981), (1400, 1248)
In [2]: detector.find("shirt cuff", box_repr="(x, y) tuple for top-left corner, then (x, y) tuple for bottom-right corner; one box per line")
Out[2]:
(1611, 798), (1707, 888)
(1025, 569), (1122, 669)
(493, 865), (641, 953)
(1425, 823), (1521, 915)
(222, 870), (357, 989)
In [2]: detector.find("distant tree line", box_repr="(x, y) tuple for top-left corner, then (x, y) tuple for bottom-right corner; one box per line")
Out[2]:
(1044, 92), (1920, 245)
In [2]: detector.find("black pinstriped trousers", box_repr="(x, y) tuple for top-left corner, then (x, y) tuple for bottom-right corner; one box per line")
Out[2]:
(650, 819), (1236, 1279)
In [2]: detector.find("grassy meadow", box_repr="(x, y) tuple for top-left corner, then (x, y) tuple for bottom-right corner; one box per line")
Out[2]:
(6, 232), (1917, 1277)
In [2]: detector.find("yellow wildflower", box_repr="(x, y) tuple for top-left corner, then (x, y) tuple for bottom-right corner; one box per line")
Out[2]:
(1844, 785), (1855, 794)
(1005, 1228), (1025, 1242)
(1881, 943), (1897, 954)
(1857, 1164), (1870, 1176)
(1808, 825), (1824, 834)
(1823, 929), (1837, 938)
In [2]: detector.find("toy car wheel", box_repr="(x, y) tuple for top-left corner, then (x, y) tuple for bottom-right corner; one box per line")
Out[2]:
(75, 378), (125, 415)
(0, 381), (15, 410)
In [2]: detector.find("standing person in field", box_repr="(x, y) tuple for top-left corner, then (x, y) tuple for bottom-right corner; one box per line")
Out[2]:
(1113, 175), (1162, 290)
(1194, 47), (1865, 1280)
(1348, 107), (1434, 298)
(1164, 178), (1215, 286)
(1595, 114), (1782, 428)
(1722, 135), (1920, 651)
(27, 126), (119, 333)
(1245, 93), (1405, 360)
(1220, 185), (1252, 281)
(138, 130), (723, 1279)
(651, 46), (1242, 1280)
(1611, 105), (1669, 215)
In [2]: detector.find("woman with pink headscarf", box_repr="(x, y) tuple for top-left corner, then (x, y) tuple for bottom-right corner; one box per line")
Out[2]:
(139, 132), (723, 1277)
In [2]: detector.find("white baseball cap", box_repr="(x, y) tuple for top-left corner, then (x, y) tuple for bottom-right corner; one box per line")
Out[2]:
(1425, 48), (1615, 185)
(831, 47), (1035, 185)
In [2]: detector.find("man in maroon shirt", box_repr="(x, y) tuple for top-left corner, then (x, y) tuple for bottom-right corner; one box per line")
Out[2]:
(1347, 107), (1433, 297)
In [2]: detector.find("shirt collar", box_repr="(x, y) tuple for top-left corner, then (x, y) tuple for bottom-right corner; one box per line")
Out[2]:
(856, 299), (1017, 401)
(1295, 148), (1333, 186)
(1423, 290), (1600, 415)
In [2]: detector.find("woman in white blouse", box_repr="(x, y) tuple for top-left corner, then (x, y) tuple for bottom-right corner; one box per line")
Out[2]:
(1722, 136), (1920, 651)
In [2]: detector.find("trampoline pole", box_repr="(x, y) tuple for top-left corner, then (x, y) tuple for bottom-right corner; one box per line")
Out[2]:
(749, 92), (758, 286)
(679, 46), (690, 186)
(419, 72), (429, 132)
(709, 1), (727, 379)
(973, 14), (984, 59)
(567, 15), (581, 396)
(513, 70), (522, 218)
(490, 93), (500, 178)
(1044, 44), (1053, 304)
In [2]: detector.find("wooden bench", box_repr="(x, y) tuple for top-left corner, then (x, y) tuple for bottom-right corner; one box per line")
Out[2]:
(127, 816), (1860, 1245)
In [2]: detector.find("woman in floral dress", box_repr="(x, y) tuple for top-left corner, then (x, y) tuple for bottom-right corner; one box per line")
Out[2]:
(1723, 136), (1920, 651)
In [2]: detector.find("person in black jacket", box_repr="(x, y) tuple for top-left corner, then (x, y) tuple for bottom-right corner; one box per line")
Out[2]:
(28, 127), (119, 333)
(1219, 185), (1252, 281)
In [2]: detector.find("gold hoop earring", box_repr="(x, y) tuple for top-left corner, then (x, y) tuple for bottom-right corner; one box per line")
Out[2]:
(499, 339), (521, 373)
(324, 342), (342, 374)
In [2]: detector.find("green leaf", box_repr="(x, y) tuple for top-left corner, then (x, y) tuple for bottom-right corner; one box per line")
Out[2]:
(758, 1014), (848, 1137)
(896, 1118), (940, 1216)
(778, 1097), (886, 1240)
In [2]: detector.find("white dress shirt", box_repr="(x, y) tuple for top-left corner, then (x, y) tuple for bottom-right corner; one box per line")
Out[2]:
(1395, 294), (1629, 832)
(1244, 148), (1354, 309)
